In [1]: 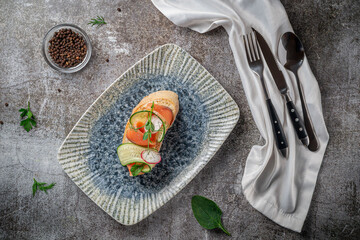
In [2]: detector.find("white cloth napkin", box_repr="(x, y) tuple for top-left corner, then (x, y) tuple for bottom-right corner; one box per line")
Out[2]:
(152, 0), (329, 232)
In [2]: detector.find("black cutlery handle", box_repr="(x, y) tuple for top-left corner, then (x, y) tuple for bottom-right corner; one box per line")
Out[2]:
(286, 100), (308, 143)
(266, 99), (288, 157)
(294, 71), (319, 151)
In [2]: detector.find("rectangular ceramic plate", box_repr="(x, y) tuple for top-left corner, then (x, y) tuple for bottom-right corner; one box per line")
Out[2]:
(58, 44), (239, 225)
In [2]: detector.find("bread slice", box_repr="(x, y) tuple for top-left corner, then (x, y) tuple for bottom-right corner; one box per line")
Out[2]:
(122, 90), (179, 151)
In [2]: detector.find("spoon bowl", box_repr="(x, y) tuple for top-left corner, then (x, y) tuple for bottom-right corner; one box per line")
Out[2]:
(280, 32), (305, 71)
(278, 32), (320, 152)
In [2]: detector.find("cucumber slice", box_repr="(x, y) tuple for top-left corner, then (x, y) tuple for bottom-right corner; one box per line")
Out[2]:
(129, 110), (166, 143)
(129, 111), (148, 130)
(117, 143), (156, 169)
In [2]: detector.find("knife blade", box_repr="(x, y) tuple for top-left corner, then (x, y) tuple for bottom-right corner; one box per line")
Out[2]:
(253, 29), (288, 93)
(253, 28), (309, 146)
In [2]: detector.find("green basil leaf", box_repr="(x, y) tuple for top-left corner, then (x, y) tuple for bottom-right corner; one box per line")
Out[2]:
(191, 195), (231, 236)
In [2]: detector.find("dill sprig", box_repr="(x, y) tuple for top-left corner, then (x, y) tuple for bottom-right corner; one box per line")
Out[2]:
(88, 16), (107, 27)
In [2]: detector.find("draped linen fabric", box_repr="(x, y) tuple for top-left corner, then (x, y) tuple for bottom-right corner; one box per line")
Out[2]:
(152, 0), (329, 232)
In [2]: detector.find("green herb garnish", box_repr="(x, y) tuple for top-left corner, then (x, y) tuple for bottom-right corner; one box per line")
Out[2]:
(143, 102), (156, 149)
(88, 16), (107, 26)
(130, 164), (145, 176)
(32, 178), (56, 196)
(130, 102), (156, 177)
(19, 102), (36, 132)
(191, 195), (231, 236)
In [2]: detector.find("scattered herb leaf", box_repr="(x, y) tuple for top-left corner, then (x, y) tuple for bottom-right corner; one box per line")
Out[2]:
(32, 178), (56, 196)
(19, 102), (36, 132)
(88, 16), (107, 27)
(191, 195), (231, 236)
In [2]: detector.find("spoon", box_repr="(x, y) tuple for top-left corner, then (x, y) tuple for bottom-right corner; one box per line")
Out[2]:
(278, 32), (320, 152)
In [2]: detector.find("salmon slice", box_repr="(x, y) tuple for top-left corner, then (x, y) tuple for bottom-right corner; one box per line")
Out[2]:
(144, 103), (174, 126)
(126, 121), (158, 147)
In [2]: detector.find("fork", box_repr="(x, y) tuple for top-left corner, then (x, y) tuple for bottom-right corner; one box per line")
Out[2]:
(243, 31), (288, 158)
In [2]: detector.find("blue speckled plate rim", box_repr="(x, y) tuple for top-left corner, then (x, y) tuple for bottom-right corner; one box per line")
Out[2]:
(58, 43), (240, 225)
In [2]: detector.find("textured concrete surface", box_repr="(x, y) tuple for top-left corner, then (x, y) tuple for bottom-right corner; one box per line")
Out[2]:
(0, 0), (359, 239)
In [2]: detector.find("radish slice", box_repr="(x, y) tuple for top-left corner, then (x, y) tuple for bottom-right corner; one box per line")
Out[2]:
(141, 150), (161, 164)
(151, 115), (163, 131)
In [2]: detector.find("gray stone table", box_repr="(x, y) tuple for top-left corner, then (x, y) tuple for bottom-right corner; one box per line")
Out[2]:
(0, 0), (359, 239)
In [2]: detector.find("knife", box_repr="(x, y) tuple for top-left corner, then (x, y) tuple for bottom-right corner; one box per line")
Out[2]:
(253, 29), (309, 146)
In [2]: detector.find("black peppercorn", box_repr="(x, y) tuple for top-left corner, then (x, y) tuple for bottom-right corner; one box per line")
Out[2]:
(48, 28), (87, 68)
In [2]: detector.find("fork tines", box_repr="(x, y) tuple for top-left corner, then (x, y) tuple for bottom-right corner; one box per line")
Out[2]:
(243, 31), (262, 63)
